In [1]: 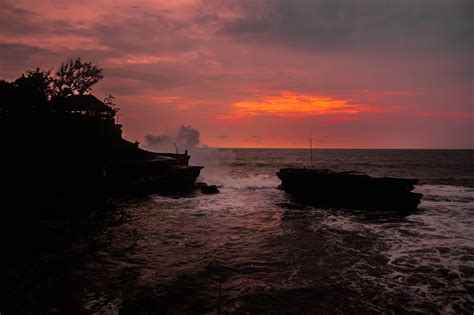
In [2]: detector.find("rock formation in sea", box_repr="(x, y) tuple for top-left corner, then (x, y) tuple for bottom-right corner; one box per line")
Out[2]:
(277, 168), (423, 213)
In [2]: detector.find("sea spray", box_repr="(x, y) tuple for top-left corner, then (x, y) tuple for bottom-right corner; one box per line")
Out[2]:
(200, 173), (279, 190)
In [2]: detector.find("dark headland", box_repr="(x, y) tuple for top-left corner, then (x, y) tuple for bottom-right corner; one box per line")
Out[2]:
(0, 58), (203, 210)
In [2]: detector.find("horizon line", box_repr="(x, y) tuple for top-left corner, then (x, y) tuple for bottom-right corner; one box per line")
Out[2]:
(195, 147), (474, 150)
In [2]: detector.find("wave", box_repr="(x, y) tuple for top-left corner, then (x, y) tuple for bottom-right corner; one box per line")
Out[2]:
(415, 184), (474, 203)
(198, 172), (279, 190)
(220, 175), (280, 189)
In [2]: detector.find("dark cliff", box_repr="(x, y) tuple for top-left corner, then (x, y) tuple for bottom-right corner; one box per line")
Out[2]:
(0, 95), (202, 207)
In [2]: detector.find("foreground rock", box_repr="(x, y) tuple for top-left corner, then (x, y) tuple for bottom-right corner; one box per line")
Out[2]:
(194, 182), (220, 194)
(277, 168), (423, 212)
(201, 184), (219, 194)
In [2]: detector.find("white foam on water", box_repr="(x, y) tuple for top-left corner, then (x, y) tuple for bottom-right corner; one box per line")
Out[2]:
(294, 183), (474, 312)
(197, 167), (279, 190)
(416, 184), (474, 201)
(380, 184), (474, 311)
(217, 174), (279, 189)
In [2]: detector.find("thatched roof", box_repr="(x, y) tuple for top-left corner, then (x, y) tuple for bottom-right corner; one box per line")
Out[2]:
(62, 95), (113, 113)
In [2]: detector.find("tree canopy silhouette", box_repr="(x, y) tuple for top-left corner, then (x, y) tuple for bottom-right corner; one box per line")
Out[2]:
(103, 93), (119, 118)
(1, 68), (52, 115)
(16, 68), (53, 107)
(0, 58), (116, 119)
(54, 58), (104, 98)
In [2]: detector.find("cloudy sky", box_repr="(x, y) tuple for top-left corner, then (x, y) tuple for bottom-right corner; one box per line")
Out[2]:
(1, 0), (472, 148)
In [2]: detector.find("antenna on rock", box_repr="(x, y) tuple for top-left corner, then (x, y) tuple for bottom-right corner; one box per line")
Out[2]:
(174, 142), (179, 154)
(310, 133), (313, 167)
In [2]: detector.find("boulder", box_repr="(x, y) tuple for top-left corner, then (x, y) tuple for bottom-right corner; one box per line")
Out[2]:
(201, 184), (219, 194)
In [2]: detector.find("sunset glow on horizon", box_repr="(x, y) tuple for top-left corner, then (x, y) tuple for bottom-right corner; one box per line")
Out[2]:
(1, 0), (472, 149)
(218, 92), (377, 120)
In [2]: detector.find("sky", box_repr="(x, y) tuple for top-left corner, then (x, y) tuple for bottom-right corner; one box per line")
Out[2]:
(0, 0), (472, 148)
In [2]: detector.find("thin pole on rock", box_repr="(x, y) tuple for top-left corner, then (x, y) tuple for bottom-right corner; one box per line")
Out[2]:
(310, 132), (313, 168)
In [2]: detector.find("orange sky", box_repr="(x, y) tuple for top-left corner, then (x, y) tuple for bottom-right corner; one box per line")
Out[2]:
(1, 0), (472, 148)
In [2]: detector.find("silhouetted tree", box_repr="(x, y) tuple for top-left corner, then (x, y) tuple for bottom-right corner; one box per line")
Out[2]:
(0, 68), (53, 115)
(1, 58), (118, 119)
(19, 68), (53, 99)
(26, 68), (53, 94)
(103, 93), (119, 119)
(20, 70), (51, 109)
(53, 58), (104, 98)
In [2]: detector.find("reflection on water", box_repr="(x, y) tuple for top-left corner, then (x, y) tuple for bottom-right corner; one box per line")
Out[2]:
(2, 149), (473, 314)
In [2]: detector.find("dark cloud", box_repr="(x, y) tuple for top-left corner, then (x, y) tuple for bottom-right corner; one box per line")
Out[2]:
(92, 12), (196, 54)
(0, 0), (43, 35)
(145, 125), (201, 152)
(0, 43), (46, 61)
(207, 0), (472, 55)
(0, 0), (91, 37)
(106, 65), (193, 90)
(0, 43), (51, 75)
(49, 19), (93, 36)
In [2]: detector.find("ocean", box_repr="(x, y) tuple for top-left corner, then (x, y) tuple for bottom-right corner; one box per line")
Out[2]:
(3, 149), (473, 314)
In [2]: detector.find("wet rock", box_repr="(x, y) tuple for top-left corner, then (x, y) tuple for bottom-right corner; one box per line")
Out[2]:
(201, 184), (219, 194)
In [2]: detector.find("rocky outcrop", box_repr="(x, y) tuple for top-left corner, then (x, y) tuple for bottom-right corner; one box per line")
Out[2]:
(277, 168), (423, 212)
(201, 184), (219, 194)
(1, 112), (203, 203)
(106, 159), (203, 194)
(194, 182), (220, 194)
(0, 64), (205, 204)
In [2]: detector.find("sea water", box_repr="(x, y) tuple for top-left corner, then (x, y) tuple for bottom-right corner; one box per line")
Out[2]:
(5, 149), (474, 314)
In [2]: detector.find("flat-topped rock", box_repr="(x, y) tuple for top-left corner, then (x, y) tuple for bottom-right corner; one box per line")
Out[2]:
(277, 168), (423, 212)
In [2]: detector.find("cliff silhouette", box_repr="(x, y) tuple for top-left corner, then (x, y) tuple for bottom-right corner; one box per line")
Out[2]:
(0, 58), (202, 208)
